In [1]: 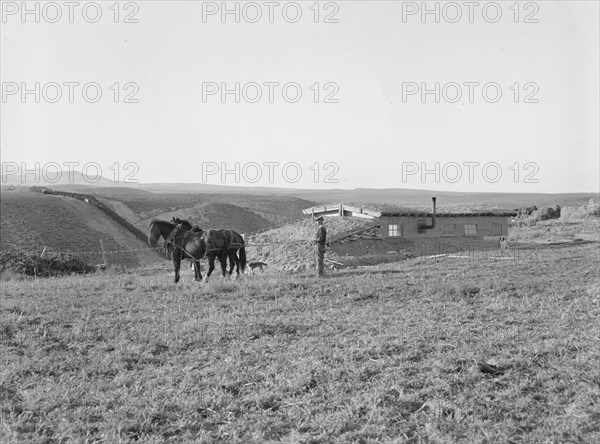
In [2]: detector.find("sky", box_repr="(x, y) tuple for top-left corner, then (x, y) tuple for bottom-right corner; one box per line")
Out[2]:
(1, 0), (599, 193)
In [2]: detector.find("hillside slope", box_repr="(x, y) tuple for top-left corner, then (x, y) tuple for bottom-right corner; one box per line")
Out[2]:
(74, 188), (317, 233)
(0, 189), (163, 268)
(145, 202), (272, 234)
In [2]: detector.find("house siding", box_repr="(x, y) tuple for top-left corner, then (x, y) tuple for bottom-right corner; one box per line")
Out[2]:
(378, 215), (510, 254)
(380, 215), (509, 238)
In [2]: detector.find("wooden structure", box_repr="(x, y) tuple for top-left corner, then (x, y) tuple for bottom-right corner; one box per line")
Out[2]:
(302, 204), (380, 219)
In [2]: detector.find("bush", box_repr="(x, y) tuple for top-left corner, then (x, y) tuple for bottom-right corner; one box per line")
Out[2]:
(0, 251), (96, 278)
(538, 205), (561, 221)
(560, 204), (600, 223)
(513, 203), (598, 227)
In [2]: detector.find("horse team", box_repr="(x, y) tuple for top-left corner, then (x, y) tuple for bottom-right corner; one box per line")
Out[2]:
(148, 218), (247, 283)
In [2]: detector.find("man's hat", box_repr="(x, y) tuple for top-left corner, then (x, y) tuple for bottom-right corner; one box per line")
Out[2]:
(315, 216), (324, 222)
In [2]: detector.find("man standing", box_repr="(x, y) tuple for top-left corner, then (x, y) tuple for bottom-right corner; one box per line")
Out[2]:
(315, 216), (327, 277)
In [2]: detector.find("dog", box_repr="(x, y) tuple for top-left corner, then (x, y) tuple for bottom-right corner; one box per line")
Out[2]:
(247, 261), (267, 273)
(499, 237), (509, 251)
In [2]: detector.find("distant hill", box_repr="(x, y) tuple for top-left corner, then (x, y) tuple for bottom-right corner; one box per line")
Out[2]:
(49, 184), (155, 197)
(0, 170), (131, 188)
(287, 189), (599, 210)
(130, 184), (598, 210)
(46, 180), (598, 210)
(5, 170), (596, 210)
(0, 189), (162, 268)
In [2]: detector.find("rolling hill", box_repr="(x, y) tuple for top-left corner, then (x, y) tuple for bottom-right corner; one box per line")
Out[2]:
(47, 180), (598, 211)
(0, 185), (318, 270)
(4, 169), (596, 211)
(287, 189), (599, 210)
(47, 185), (318, 234)
(1, 170), (130, 188)
(130, 183), (598, 210)
(0, 189), (163, 268)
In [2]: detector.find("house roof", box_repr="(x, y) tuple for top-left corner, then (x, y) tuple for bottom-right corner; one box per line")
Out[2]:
(380, 211), (517, 217)
(303, 203), (516, 218)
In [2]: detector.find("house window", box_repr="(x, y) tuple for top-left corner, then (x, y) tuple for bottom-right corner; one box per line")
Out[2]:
(417, 219), (426, 234)
(490, 222), (501, 235)
(442, 224), (455, 236)
(388, 224), (401, 237)
(464, 224), (477, 236)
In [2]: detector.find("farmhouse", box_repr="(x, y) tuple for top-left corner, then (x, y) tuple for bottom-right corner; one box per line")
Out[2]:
(303, 198), (517, 257)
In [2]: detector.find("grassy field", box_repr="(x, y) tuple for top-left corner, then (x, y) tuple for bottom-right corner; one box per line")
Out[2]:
(1, 225), (598, 443)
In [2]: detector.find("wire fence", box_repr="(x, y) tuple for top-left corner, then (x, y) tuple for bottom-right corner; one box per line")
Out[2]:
(1, 237), (549, 273)
(1, 236), (534, 258)
(2, 223), (549, 271)
(0, 237), (318, 269)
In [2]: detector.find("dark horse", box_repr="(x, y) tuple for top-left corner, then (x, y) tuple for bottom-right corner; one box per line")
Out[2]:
(148, 219), (194, 258)
(169, 224), (247, 282)
(148, 218), (204, 280)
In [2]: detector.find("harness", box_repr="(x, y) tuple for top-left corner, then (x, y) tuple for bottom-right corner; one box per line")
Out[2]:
(170, 227), (205, 261)
(226, 229), (243, 251)
(204, 229), (243, 255)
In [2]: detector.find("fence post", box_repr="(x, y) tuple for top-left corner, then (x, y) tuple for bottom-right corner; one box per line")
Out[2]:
(99, 240), (107, 268)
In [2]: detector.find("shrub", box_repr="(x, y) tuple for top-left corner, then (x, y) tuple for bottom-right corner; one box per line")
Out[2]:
(0, 251), (96, 278)
(561, 204), (600, 222)
(514, 204), (597, 227)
